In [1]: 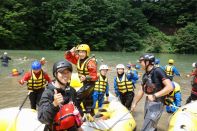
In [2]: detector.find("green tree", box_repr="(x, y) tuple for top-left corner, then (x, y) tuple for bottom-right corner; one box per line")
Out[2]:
(172, 23), (197, 54)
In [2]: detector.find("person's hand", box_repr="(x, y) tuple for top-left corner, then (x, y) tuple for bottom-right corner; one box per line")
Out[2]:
(130, 103), (137, 112)
(80, 75), (86, 82)
(70, 47), (76, 53)
(148, 94), (156, 102)
(19, 80), (24, 85)
(53, 89), (64, 107)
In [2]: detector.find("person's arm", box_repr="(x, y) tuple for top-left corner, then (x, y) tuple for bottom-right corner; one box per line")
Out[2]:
(38, 89), (59, 125)
(64, 51), (79, 65)
(44, 73), (52, 83)
(131, 86), (144, 111)
(173, 67), (180, 76)
(86, 60), (98, 81)
(19, 72), (31, 85)
(113, 77), (119, 97)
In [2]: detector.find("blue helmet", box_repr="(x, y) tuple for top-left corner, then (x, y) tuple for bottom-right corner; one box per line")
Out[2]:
(135, 64), (140, 69)
(126, 64), (131, 68)
(155, 58), (160, 64)
(31, 61), (41, 70)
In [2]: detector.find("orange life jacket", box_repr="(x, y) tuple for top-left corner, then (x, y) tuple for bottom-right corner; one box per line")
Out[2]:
(12, 71), (19, 76)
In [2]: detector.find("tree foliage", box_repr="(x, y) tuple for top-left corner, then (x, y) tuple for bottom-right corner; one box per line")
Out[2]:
(0, 0), (196, 53)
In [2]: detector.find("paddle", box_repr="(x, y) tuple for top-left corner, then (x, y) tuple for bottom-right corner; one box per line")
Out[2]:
(19, 92), (30, 110)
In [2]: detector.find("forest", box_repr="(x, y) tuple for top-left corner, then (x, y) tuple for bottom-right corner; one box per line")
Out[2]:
(0, 0), (196, 53)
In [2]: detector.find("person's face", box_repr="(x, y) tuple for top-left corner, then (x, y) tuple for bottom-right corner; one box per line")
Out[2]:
(78, 50), (87, 59)
(117, 68), (124, 74)
(139, 60), (146, 70)
(33, 69), (41, 74)
(139, 60), (150, 70)
(57, 69), (71, 84)
(100, 69), (108, 76)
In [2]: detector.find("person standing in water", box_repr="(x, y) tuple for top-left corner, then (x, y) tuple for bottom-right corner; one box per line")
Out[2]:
(0, 52), (11, 67)
(19, 60), (52, 110)
(186, 62), (197, 103)
(114, 64), (137, 110)
(164, 59), (180, 80)
(131, 54), (173, 131)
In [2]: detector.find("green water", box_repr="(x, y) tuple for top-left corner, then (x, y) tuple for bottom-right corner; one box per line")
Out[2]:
(0, 50), (196, 131)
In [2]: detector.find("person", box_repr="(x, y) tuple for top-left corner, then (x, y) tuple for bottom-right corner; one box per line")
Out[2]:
(164, 59), (180, 80)
(19, 60), (52, 110)
(38, 60), (83, 131)
(155, 58), (160, 67)
(11, 68), (24, 76)
(126, 64), (139, 84)
(165, 81), (181, 113)
(131, 54), (173, 131)
(40, 57), (46, 66)
(114, 64), (138, 110)
(65, 44), (98, 114)
(0, 52), (11, 67)
(135, 64), (141, 70)
(186, 62), (197, 103)
(92, 64), (109, 109)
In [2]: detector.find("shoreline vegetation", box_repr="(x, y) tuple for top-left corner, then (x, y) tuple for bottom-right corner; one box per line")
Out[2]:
(0, 1), (196, 53)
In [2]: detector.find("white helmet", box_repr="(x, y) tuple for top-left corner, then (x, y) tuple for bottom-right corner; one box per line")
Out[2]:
(41, 57), (45, 61)
(99, 64), (109, 71)
(116, 64), (125, 69)
(4, 52), (7, 55)
(192, 62), (197, 68)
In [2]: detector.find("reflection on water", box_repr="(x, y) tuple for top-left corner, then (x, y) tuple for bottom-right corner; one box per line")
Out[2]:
(0, 50), (196, 130)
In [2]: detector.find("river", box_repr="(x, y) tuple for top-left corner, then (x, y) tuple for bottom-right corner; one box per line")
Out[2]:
(0, 50), (196, 131)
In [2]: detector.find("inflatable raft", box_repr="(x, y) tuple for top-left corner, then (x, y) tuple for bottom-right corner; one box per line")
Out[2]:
(0, 73), (136, 131)
(168, 101), (197, 131)
(0, 107), (44, 131)
(71, 73), (137, 131)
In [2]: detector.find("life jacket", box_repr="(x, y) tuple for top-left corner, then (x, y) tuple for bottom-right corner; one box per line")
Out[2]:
(116, 73), (133, 94)
(165, 65), (174, 76)
(54, 102), (82, 131)
(12, 71), (19, 76)
(94, 75), (108, 93)
(165, 82), (181, 105)
(142, 67), (165, 95)
(27, 70), (47, 90)
(77, 57), (92, 80)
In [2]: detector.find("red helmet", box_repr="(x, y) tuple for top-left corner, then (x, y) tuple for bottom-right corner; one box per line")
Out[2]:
(54, 102), (76, 130)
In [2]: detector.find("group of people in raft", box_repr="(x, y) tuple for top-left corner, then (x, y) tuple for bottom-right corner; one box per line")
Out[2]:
(1, 44), (197, 131)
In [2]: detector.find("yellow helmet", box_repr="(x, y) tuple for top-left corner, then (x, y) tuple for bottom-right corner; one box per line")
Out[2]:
(12, 68), (18, 72)
(76, 44), (90, 56)
(168, 59), (174, 64)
